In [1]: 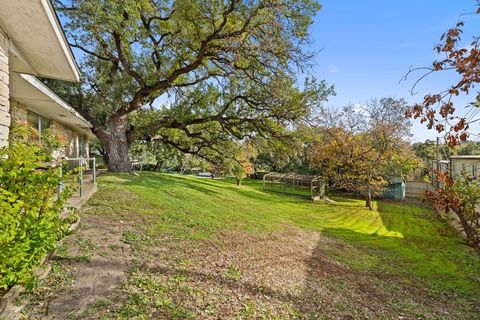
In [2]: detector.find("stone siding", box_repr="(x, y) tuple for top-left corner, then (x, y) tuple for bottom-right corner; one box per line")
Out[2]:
(9, 99), (27, 122)
(0, 29), (10, 147)
(10, 99), (89, 159)
(51, 120), (78, 158)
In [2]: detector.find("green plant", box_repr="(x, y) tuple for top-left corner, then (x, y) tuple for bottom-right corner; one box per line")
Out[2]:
(226, 264), (242, 282)
(121, 230), (143, 245)
(239, 300), (256, 318)
(40, 128), (65, 160)
(0, 123), (73, 289)
(427, 172), (480, 255)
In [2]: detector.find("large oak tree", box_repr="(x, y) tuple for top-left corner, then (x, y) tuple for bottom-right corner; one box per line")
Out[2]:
(52, 0), (325, 172)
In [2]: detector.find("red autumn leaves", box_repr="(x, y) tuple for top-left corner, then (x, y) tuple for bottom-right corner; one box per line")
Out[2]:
(406, 12), (480, 147)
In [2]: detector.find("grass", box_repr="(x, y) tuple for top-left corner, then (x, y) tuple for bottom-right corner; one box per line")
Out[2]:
(26, 172), (480, 319)
(87, 172), (479, 296)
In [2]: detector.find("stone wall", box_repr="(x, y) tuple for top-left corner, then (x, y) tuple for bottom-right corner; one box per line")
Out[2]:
(0, 29), (10, 147)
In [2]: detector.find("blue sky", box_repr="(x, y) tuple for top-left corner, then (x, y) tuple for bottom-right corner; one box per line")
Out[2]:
(309, 0), (480, 142)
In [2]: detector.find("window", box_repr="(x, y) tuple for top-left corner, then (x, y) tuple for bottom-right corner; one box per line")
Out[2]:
(78, 134), (86, 157)
(27, 110), (50, 134)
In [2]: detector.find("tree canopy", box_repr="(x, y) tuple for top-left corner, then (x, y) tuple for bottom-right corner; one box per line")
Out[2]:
(308, 98), (419, 210)
(51, 0), (329, 171)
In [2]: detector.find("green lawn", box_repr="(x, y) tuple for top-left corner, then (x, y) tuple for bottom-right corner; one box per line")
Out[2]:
(91, 173), (479, 293)
(23, 172), (480, 319)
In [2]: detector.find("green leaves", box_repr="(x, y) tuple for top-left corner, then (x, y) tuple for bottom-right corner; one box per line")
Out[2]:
(0, 123), (74, 289)
(52, 0), (325, 171)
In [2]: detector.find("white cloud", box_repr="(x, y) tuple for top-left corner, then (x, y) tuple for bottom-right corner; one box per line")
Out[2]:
(328, 64), (340, 73)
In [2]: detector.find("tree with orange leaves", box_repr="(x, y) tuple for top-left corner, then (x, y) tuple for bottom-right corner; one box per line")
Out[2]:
(308, 126), (417, 210)
(308, 101), (419, 210)
(230, 151), (254, 187)
(427, 172), (480, 255)
(405, 3), (480, 256)
(405, 4), (480, 147)
(220, 143), (255, 186)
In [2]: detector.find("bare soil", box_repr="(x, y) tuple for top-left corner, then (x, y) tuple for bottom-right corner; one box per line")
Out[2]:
(18, 210), (478, 319)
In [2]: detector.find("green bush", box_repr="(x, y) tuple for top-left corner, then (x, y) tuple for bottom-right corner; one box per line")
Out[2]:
(0, 123), (73, 290)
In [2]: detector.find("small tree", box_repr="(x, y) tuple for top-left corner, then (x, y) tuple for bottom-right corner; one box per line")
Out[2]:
(427, 172), (480, 255)
(178, 154), (208, 175)
(308, 99), (419, 210)
(130, 140), (181, 172)
(208, 162), (219, 179)
(230, 152), (254, 186)
(308, 128), (396, 209)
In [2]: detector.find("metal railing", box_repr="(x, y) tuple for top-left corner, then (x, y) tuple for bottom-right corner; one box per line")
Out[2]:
(59, 157), (97, 198)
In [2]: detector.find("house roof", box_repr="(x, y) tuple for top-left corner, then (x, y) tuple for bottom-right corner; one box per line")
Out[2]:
(10, 73), (93, 138)
(450, 155), (480, 160)
(0, 0), (80, 82)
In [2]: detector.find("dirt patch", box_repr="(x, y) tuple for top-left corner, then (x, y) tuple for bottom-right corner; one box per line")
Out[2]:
(18, 217), (479, 319)
(19, 213), (137, 320)
(77, 225), (480, 318)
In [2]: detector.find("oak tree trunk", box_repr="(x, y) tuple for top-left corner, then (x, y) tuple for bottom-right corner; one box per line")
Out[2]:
(98, 116), (131, 172)
(153, 160), (164, 172)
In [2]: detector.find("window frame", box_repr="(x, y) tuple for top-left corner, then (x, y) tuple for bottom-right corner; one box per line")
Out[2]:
(27, 110), (51, 135)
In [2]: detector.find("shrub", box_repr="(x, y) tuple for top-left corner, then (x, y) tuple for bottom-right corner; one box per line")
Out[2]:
(0, 123), (73, 290)
(427, 171), (480, 256)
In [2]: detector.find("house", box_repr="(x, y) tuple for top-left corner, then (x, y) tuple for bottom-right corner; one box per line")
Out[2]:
(426, 156), (480, 190)
(450, 155), (480, 178)
(0, 0), (94, 159)
(0, 0), (97, 207)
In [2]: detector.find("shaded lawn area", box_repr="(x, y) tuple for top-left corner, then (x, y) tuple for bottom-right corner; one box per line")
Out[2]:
(21, 172), (480, 319)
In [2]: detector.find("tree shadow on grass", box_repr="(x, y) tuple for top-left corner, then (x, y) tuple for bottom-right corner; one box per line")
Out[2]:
(304, 223), (480, 318)
(222, 184), (312, 204)
(119, 173), (223, 197)
(298, 228), (410, 319)
(122, 173), (311, 205)
(133, 229), (411, 318)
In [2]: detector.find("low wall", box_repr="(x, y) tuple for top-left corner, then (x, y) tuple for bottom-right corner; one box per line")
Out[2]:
(405, 181), (433, 198)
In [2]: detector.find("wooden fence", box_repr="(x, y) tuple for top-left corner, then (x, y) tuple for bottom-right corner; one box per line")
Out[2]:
(405, 181), (433, 198)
